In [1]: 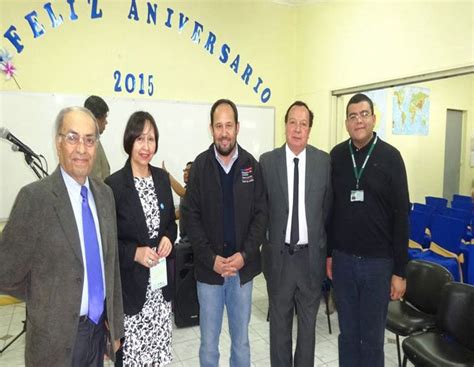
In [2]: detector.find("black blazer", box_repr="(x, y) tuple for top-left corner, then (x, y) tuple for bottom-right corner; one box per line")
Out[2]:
(105, 159), (177, 316)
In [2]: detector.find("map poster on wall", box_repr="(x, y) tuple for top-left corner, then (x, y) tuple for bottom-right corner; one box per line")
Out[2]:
(392, 86), (430, 135)
(366, 89), (387, 140)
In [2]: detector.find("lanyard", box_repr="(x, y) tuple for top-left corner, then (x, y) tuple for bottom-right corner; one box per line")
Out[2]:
(349, 136), (378, 189)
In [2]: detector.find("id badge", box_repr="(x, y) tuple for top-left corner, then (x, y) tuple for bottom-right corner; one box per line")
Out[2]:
(150, 258), (168, 290)
(350, 190), (364, 202)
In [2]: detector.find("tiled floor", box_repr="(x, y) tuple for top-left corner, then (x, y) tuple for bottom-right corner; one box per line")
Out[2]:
(0, 274), (413, 366)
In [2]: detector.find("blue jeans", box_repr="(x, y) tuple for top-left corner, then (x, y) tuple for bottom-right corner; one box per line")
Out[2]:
(197, 274), (253, 367)
(332, 249), (393, 367)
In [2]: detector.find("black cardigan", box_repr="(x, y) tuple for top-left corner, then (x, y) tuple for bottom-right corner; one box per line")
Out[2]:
(105, 159), (177, 316)
(328, 134), (410, 277)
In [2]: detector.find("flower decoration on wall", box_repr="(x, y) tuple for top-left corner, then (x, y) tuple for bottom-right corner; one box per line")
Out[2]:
(0, 47), (21, 89)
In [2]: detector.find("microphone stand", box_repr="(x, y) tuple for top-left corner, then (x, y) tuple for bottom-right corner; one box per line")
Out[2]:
(23, 153), (49, 179)
(0, 310), (26, 354)
(0, 152), (48, 354)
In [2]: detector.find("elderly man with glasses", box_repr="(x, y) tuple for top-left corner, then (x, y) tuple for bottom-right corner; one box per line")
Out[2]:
(0, 106), (124, 367)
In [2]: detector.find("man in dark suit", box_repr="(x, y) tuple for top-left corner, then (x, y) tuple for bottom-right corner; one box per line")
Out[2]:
(0, 106), (124, 367)
(260, 101), (332, 367)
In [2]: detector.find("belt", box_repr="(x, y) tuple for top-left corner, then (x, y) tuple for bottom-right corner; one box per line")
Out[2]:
(79, 313), (105, 324)
(79, 315), (88, 323)
(285, 243), (308, 255)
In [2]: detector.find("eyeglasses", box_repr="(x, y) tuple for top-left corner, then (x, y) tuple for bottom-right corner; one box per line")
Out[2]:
(347, 111), (373, 123)
(59, 132), (98, 147)
(287, 119), (310, 130)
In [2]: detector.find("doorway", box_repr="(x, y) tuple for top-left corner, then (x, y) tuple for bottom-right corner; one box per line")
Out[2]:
(443, 109), (464, 200)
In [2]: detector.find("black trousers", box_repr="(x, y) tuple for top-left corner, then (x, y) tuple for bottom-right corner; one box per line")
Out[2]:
(72, 315), (106, 367)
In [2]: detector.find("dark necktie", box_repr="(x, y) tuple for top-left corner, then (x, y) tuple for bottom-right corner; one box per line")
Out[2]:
(80, 186), (104, 324)
(290, 157), (299, 245)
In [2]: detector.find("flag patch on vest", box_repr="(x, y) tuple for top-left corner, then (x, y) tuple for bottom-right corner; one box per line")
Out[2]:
(241, 167), (254, 183)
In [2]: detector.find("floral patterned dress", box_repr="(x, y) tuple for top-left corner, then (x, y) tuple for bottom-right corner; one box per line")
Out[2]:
(122, 176), (172, 366)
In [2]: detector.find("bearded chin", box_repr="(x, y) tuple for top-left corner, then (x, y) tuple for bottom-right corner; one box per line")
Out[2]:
(214, 141), (236, 156)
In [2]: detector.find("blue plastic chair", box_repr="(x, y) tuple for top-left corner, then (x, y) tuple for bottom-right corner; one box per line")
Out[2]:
(449, 196), (474, 283)
(408, 210), (431, 252)
(425, 196), (448, 214)
(443, 206), (471, 223)
(412, 202), (436, 214)
(452, 194), (474, 217)
(443, 207), (471, 239)
(410, 214), (466, 282)
(452, 194), (473, 205)
(461, 245), (474, 285)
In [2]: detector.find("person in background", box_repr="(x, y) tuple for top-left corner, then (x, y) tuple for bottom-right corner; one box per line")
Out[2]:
(182, 98), (266, 367)
(162, 161), (192, 199)
(162, 161), (193, 236)
(85, 95), (110, 180)
(260, 101), (332, 367)
(105, 111), (177, 366)
(0, 106), (124, 366)
(327, 93), (410, 367)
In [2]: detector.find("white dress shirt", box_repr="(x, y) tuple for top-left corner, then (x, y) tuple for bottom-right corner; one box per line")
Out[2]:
(284, 145), (308, 245)
(214, 144), (239, 173)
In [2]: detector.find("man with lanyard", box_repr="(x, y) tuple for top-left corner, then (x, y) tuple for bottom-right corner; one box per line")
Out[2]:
(327, 93), (410, 367)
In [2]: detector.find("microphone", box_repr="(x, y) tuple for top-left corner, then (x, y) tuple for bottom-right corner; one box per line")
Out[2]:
(0, 127), (39, 158)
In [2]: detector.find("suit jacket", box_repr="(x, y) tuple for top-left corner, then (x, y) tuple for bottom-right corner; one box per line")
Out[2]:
(105, 159), (177, 316)
(260, 144), (332, 292)
(91, 141), (110, 181)
(0, 167), (124, 366)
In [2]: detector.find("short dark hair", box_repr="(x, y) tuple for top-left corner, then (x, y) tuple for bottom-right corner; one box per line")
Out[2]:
(346, 93), (374, 117)
(210, 99), (239, 126)
(284, 101), (314, 127)
(186, 161), (193, 167)
(123, 111), (159, 155)
(84, 95), (109, 119)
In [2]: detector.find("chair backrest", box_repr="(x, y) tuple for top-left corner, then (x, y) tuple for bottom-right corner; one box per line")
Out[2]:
(405, 260), (453, 315)
(412, 203), (436, 214)
(442, 207), (471, 229)
(437, 282), (474, 351)
(452, 194), (473, 205)
(425, 196), (448, 212)
(430, 214), (466, 254)
(409, 210), (430, 246)
(452, 199), (474, 215)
